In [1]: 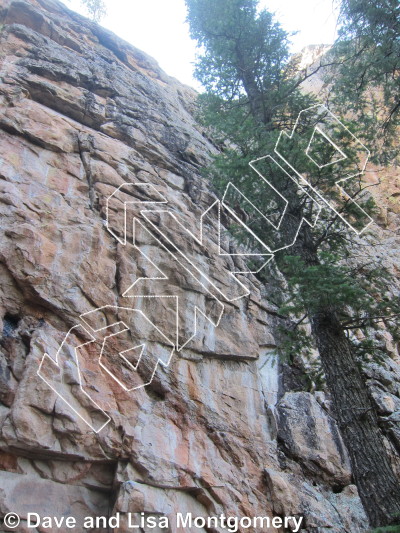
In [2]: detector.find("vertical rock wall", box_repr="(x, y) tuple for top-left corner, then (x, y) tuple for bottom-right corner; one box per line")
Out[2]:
(1, 1), (396, 531)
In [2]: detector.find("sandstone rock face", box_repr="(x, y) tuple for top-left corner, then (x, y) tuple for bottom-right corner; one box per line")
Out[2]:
(0, 1), (396, 532)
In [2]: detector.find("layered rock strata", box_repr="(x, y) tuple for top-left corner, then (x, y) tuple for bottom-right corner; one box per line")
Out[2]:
(0, 1), (398, 532)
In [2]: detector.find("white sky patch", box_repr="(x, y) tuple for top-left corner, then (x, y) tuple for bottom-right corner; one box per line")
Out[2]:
(260, 0), (339, 51)
(63, 0), (339, 89)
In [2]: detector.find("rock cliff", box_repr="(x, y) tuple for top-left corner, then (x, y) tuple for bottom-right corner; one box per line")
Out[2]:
(0, 1), (398, 532)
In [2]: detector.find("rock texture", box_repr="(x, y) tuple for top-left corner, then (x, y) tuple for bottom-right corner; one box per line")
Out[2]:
(0, 2), (398, 532)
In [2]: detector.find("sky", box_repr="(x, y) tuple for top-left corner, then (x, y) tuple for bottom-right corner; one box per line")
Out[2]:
(63, 0), (339, 89)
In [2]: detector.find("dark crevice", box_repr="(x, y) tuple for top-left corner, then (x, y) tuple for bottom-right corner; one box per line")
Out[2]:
(2, 313), (20, 338)
(77, 132), (99, 210)
(114, 258), (122, 300)
(20, 331), (31, 354)
(332, 484), (346, 494)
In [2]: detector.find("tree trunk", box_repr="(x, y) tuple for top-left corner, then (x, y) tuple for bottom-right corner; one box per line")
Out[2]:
(311, 307), (400, 527)
(236, 50), (267, 125)
(293, 234), (400, 527)
(241, 72), (266, 125)
(236, 38), (400, 528)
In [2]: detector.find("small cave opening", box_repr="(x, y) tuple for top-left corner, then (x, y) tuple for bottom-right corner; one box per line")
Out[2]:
(2, 313), (21, 338)
(332, 484), (345, 494)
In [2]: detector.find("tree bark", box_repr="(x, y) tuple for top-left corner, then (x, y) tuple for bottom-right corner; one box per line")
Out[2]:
(235, 35), (400, 529)
(310, 307), (400, 527)
(293, 231), (400, 527)
(235, 47), (267, 125)
(241, 71), (266, 125)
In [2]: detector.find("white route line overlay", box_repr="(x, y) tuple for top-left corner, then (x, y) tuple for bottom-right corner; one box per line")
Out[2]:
(80, 306), (175, 391)
(139, 204), (272, 299)
(106, 182), (167, 245)
(37, 307), (175, 433)
(122, 218), (225, 351)
(274, 103), (373, 235)
(37, 105), (373, 433)
(223, 154), (324, 254)
(37, 185), (172, 433)
(37, 323), (111, 433)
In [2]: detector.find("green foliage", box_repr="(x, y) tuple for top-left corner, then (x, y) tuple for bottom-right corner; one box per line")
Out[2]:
(275, 327), (313, 362)
(187, 0), (400, 523)
(186, 0), (400, 369)
(187, 0), (288, 95)
(370, 524), (400, 533)
(277, 251), (400, 362)
(327, 0), (400, 163)
(186, 0), (313, 127)
(279, 252), (392, 314)
(279, 253), (369, 314)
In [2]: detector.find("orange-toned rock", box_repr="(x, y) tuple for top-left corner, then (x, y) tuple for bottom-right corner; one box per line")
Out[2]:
(2, 2), (398, 533)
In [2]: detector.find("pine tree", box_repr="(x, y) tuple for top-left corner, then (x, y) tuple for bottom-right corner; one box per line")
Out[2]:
(327, 0), (400, 164)
(185, 0), (400, 527)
